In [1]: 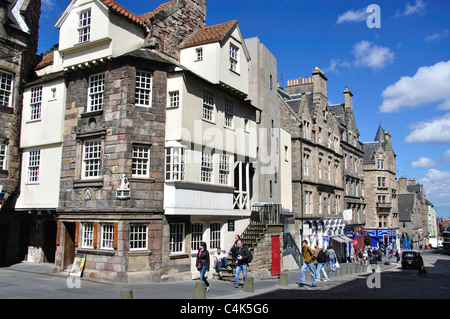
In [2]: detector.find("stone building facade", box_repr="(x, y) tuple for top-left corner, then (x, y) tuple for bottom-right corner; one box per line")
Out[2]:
(329, 88), (366, 252)
(278, 68), (357, 261)
(0, 0), (41, 264)
(362, 126), (399, 249)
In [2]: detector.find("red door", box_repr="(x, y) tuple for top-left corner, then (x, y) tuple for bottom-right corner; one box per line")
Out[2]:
(271, 236), (281, 276)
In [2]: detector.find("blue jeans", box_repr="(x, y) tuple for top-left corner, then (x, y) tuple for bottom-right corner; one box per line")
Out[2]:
(300, 262), (316, 286)
(200, 265), (210, 287)
(328, 258), (336, 271)
(316, 262), (328, 280)
(217, 258), (229, 272)
(234, 264), (247, 286)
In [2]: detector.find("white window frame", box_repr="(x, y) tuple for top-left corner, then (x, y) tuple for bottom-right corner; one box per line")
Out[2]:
(170, 223), (185, 254)
(165, 147), (185, 181)
(202, 89), (215, 123)
(196, 48), (203, 61)
(130, 224), (148, 251)
(219, 154), (231, 185)
(81, 223), (94, 249)
(87, 73), (105, 112)
(101, 224), (115, 250)
(27, 150), (41, 184)
(229, 43), (239, 73)
(132, 145), (151, 178)
(0, 141), (7, 171)
(168, 90), (180, 108)
(224, 98), (234, 129)
(210, 223), (221, 249)
(78, 9), (91, 44)
(200, 151), (213, 183)
(135, 71), (153, 107)
(191, 223), (204, 251)
(82, 139), (102, 179)
(0, 71), (13, 108)
(30, 86), (42, 121)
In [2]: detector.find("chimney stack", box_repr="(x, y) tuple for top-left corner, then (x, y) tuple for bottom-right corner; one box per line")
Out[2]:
(344, 87), (353, 111)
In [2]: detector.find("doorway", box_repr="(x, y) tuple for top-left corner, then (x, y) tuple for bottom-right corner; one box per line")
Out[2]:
(63, 222), (76, 270)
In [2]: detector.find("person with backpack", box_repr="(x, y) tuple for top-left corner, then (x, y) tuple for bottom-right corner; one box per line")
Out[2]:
(315, 246), (329, 282)
(298, 240), (317, 287)
(234, 240), (252, 288)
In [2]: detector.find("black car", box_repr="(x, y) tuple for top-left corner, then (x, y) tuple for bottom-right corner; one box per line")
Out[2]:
(401, 251), (420, 269)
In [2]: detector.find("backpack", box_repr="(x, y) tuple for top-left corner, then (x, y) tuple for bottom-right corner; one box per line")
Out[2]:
(246, 247), (253, 263)
(317, 250), (327, 263)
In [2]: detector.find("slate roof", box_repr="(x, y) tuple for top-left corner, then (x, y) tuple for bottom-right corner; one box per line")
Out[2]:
(181, 20), (238, 49)
(398, 193), (415, 222)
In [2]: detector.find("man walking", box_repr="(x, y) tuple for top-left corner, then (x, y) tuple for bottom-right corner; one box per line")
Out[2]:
(234, 240), (250, 288)
(299, 240), (317, 287)
(327, 245), (337, 272)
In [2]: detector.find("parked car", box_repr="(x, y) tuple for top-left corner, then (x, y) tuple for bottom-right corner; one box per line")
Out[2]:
(401, 251), (420, 269)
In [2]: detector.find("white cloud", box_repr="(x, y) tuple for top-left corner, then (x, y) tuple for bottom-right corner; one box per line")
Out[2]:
(405, 113), (450, 144)
(442, 150), (450, 162)
(352, 41), (394, 71)
(395, 0), (427, 17)
(419, 169), (450, 208)
(425, 29), (449, 43)
(410, 157), (436, 168)
(380, 60), (450, 113)
(337, 8), (368, 24)
(323, 59), (351, 75)
(42, 0), (56, 10)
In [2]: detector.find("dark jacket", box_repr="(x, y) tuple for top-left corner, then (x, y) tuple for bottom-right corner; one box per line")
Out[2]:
(196, 249), (210, 271)
(235, 246), (250, 265)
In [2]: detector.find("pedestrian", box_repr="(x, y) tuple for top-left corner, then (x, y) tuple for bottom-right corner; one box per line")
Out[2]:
(314, 243), (320, 268)
(369, 248), (378, 273)
(299, 240), (317, 287)
(357, 249), (364, 265)
(395, 249), (400, 263)
(196, 242), (211, 291)
(230, 234), (240, 263)
(315, 246), (329, 282)
(213, 247), (232, 276)
(326, 245), (337, 272)
(416, 252), (426, 275)
(363, 249), (368, 265)
(234, 239), (250, 288)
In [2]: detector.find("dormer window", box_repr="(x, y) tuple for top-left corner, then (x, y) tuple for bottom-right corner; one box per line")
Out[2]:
(78, 10), (91, 44)
(229, 43), (239, 73)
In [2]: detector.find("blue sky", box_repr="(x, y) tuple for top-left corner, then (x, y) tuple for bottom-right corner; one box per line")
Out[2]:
(38, 0), (450, 217)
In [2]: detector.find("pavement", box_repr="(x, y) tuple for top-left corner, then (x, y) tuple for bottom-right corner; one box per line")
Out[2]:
(0, 257), (399, 300)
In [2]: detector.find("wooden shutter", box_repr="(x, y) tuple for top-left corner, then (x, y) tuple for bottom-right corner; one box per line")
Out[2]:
(56, 221), (61, 246)
(74, 222), (80, 247)
(93, 222), (98, 248)
(113, 222), (118, 249)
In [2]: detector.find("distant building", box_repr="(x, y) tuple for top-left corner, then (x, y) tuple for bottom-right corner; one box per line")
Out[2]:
(362, 125), (399, 250)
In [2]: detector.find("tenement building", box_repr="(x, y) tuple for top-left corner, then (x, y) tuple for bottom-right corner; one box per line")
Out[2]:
(0, 0), (41, 264)
(278, 68), (360, 262)
(362, 125), (399, 251)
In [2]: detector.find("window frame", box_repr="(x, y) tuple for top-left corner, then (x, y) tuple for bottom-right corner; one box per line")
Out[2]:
(135, 71), (153, 107)
(27, 150), (41, 184)
(200, 151), (214, 183)
(129, 224), (148, 251)
(78, 9), (91, 44)
(101, 223), (115, 250)
(30, 86), (43, 121)
(229, 43), (239, 73)
(82, 139), (102, 180)
(165, 147), (185, 182)
(169, 223), (185, 254)
(0, 141), (7, 171)
(0, 71), (14, 108)
(81, 222), (94, 249)
(132, 145), (151, 178)
(202, 89), (215, 123)
(87, 73), (105, 113)
(224, 98), (234, 129)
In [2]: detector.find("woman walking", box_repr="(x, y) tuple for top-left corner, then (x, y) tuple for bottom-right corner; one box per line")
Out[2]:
(196, 242), (211, 291)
